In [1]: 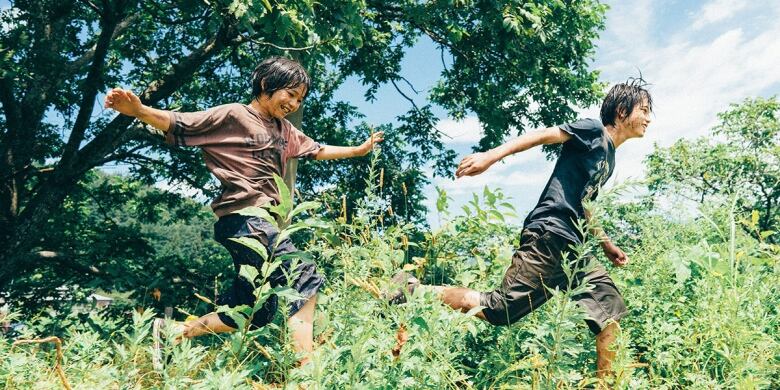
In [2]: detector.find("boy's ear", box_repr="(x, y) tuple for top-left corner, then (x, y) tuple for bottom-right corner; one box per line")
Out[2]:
(616, 107), (628, 121)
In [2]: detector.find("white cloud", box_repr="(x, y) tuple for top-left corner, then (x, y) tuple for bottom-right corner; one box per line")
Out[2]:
(603, 16), (780, 179)
(598, 0), (654, 55)
(691, 0), (748, 30)
(438, 116), (483, 145)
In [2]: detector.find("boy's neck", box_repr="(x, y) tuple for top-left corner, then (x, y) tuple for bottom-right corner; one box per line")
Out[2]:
(605, 125), (627, 148)
(249, 99), (275, 121)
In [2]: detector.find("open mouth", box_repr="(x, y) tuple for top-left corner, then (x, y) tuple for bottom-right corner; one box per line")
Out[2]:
(281, 105), (291, 115)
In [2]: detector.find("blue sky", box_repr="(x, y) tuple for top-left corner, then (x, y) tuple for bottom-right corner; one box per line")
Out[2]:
(332, 0), (780, 226)
(5, 0), (778, 226)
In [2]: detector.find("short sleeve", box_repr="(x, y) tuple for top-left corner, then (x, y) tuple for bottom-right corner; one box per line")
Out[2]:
(165, 104), (234, 147)
(285, 121), (322, 159)
(558, 118), (605, 151)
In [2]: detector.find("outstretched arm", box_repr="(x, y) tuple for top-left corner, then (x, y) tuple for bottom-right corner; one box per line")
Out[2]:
(104, 88), (171, 132)
(584, 209), (628, 267)
(315, 131), (384, 160)
(455, 126), (571, 177)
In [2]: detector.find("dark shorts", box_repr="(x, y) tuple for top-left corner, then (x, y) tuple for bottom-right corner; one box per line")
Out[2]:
(480, 227), (627, 334)
(213, 214), (323, 329)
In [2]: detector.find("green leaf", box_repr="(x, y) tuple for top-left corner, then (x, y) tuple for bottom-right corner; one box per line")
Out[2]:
(219, 304), (249, 330)
(457, 271), (477, 287)
(260, 260), (281, 278)
(273, 286), (304, 303)
(667, 251), (691, 286)
(278, 251), (315, 264)
(234, 206), (277, 227)
(288, 201), (321, 221)
(489, 210), (505, 222)
(229, 237), (268, 261)
(465, 322), (479, 338)
(252, 283), (274, 311)
(260, 0), (272, 12)
(271, 174), (293, 219)
(411, 316), (429, 332)
(436, 187), (450, 214)
(276, 224), (311, 245)
(239, 264), (259, 285)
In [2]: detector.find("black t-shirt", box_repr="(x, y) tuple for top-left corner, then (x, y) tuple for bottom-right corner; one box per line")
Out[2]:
(523, 118), (615, 243)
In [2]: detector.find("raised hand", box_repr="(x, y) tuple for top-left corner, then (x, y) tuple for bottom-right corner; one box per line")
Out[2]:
(455, 152), (496, 178)
(104, 88), (142, 117)
(359, 131), (385, 155)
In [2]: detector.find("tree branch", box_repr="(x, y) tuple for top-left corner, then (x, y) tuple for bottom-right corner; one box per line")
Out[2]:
(78, 0), (102, 15)
(440, 46), (449, 72)
(411, 22), (468, 60)
(60, 7), (125, 171)
(96, 142), (153, 166)
(19, 2), (77, 120)
(5, 17), (239, 274)
(142, 2), (211, 26)
(391, 79), (420, 111)
(0, 76), (20, 132)
(699, 172), (722, 195)
(390, 79), (452, 140)
(758, 181), (774, 232)
(109, 152), (208, 191)
(6, 2), (77, 200)
(73, 19), (241, 174)
(399, 76), (420, 94)
(239, 35), (318, 52)
(68, 14), (141, 72)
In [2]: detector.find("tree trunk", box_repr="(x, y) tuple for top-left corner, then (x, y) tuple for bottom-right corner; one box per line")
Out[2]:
(0, 172), (79, 287)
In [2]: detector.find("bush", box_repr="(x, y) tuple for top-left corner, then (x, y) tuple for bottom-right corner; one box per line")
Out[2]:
(2, 166), (779, 389)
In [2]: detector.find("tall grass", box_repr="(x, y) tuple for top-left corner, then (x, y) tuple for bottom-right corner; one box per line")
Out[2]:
(2, 162), (778, 388)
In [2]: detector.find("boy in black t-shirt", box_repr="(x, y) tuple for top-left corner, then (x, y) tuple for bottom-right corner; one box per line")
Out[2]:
(389, 80), (652, 377)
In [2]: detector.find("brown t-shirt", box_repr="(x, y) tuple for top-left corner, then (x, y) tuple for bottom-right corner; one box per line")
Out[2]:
(164, 103), (321, 217)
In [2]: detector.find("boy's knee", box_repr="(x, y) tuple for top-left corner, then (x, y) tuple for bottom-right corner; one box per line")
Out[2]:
(596, 321), (620, 342)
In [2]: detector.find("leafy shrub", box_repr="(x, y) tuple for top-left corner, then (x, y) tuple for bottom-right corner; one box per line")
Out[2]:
(2, 162), (779, 389)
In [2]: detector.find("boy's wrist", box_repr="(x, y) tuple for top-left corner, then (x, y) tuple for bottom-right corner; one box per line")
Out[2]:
(135, 105), (151, 119)
(356, 143), (369, 157)
(485, 149), (502, 163)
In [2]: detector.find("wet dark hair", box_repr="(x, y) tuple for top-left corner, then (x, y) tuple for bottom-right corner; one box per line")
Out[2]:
(600, 76), (653, 126)
(250, 56), (311, 100)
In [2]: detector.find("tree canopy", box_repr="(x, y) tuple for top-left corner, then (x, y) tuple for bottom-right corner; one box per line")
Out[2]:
(1, 0), (608, 287)
(646, 96), (780, 236)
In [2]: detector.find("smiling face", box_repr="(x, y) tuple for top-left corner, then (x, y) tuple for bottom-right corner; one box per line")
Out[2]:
(256, 84), (307, 120)
(618, 98), (652, 139)
(599, 81), (653, 141)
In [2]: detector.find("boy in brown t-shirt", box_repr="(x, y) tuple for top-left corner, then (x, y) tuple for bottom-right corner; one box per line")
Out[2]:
(104, 57), (383, 365)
